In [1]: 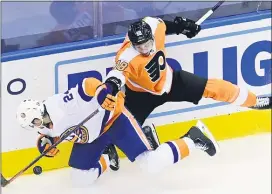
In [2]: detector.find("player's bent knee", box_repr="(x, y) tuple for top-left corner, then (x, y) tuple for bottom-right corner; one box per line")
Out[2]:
(70, 168), (98, 187)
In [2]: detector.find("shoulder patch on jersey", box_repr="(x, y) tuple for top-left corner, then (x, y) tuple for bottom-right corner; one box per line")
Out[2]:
(115, 60), (128, 71)
(60, 125), (89, 144)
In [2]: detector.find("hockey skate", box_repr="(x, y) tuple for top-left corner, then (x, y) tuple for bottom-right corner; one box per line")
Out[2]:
(250, 96), (271, 110)
(182, 120), (220, 156)
(103, 144), (120, 171)
(142, 124), (160, 150)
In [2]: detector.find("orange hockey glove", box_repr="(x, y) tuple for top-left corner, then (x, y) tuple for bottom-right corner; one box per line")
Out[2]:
(37, 134), (60, 157)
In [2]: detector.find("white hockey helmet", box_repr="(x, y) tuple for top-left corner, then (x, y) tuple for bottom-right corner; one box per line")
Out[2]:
(16, 99), (45, 130)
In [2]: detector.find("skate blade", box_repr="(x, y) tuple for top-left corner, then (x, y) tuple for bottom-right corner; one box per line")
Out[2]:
(196, 120), (221, 154)
(152, 123), (161, 145)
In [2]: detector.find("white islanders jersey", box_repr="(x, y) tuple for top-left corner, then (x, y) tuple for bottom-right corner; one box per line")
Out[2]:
(39, 85), (111, 144)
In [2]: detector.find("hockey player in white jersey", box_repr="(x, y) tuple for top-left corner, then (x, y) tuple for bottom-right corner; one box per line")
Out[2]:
(16, 77), (219, 186)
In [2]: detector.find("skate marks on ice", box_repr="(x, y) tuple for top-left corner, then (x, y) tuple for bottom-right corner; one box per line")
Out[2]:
(2, 133), (271, 194)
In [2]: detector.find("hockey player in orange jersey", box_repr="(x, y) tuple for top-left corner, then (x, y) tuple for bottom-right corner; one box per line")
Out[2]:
(16, 77), (219, 186)
(103, 16), (271, 148)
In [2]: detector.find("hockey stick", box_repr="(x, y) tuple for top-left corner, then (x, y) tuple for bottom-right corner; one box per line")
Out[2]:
(196, 1), (225, 25)
(1, 107), (102, 187)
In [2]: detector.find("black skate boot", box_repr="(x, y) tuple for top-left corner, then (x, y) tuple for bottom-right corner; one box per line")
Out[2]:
(250, 96), (271, 110)
(182, 120), (220, 156)
(103, 144), (120, 171)
(142, 124), (160, 150)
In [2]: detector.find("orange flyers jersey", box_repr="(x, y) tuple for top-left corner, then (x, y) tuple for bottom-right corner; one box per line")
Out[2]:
(38, 78), (124, 144)
(114, 17), (173, 95)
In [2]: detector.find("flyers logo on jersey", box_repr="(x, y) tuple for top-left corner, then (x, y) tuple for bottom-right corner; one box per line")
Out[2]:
(145, 51), (166, 82)
(60, 125), (89, 144)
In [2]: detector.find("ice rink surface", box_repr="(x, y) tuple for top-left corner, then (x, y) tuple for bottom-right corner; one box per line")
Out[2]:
(2, 133), (271, 194)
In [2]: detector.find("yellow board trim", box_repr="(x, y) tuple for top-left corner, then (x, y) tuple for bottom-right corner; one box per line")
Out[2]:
(1, 110), (271, 177)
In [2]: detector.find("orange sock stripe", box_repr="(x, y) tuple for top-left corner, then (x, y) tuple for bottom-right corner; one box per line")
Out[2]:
(123, 108), (152, 150)
(174, 139), (189, 159)
(99, 156), (108, 173)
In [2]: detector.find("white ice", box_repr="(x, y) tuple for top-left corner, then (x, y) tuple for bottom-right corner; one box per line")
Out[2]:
(2, 133), (271, 194)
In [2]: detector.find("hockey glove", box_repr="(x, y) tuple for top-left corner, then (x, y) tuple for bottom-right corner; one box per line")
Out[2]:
(37, 134), (60, 157)
(96, 83), (117, 111)
(174, 17), (201, 38)
(96, 77), (123, 111)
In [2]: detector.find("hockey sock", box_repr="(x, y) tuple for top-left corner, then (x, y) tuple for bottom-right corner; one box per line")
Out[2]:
(97, 154), (110, 177)
(203, 79), (257, 107)
(135, 138), (195, 173)
(70, 155), (109, 187)
(165, 137), (195, 163)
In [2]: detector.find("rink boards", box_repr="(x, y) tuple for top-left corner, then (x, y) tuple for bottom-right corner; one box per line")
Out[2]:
(1, 11), (271, 177)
